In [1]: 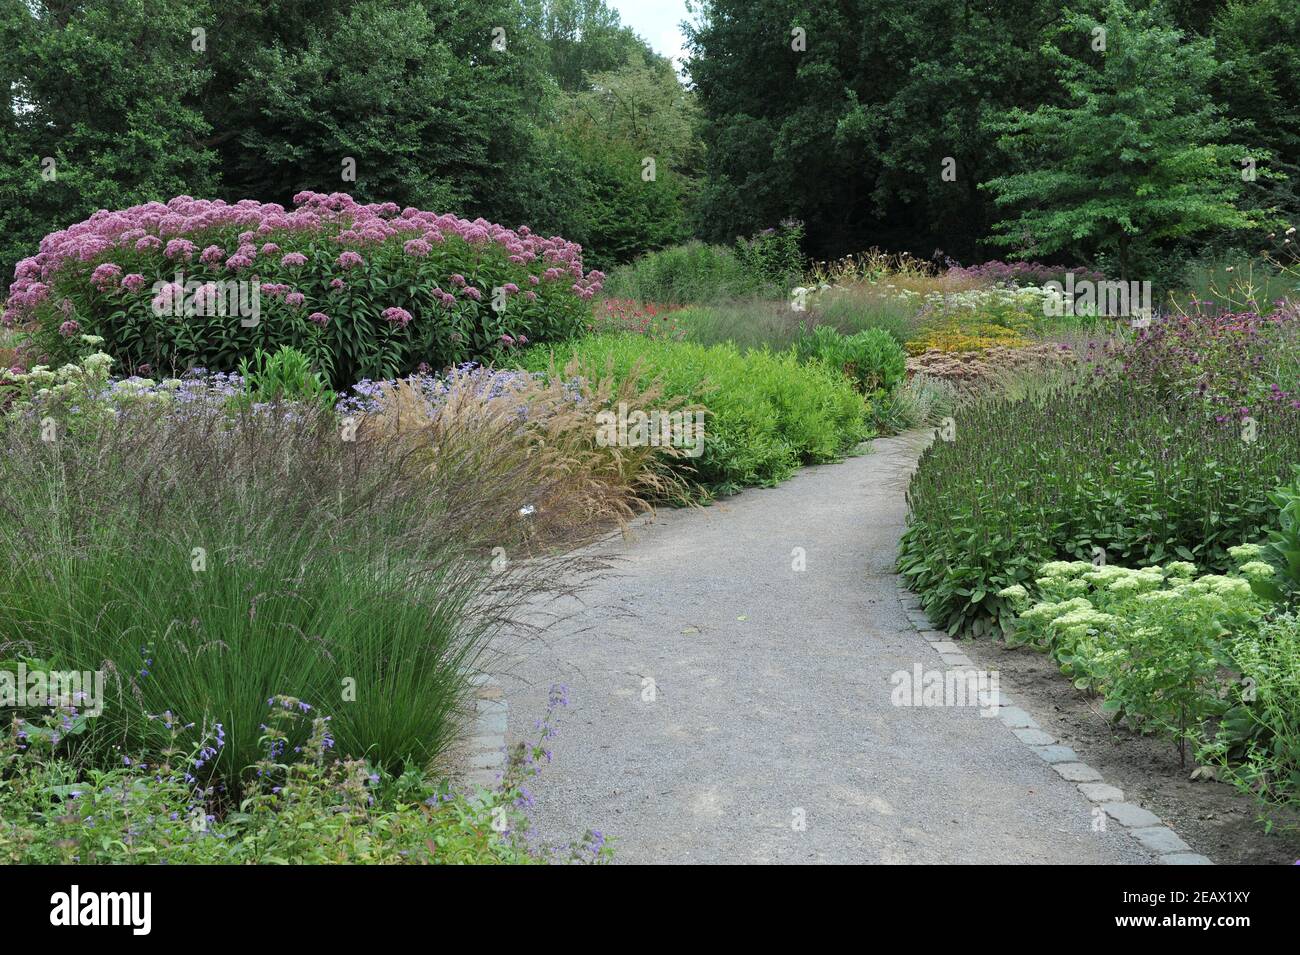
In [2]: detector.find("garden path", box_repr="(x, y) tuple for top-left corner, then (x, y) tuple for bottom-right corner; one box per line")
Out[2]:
(493, 432), (1154, 864)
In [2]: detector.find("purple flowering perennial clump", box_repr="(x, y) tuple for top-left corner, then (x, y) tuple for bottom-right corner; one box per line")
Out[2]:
(3, 192), (603, 389)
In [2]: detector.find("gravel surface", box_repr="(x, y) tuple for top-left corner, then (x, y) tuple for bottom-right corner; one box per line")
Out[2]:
(493, 432), (1155, 864)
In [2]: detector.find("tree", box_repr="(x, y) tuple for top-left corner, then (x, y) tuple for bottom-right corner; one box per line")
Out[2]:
(207, 0), (559, 230)
(546, 50), (696, 268)
(980, 0), (1267, 278)
(0, 0), (216, 284)
(524, 0), (655, 92)
(1210, 0), (1300, 233)
(684, 0), (1062, 261)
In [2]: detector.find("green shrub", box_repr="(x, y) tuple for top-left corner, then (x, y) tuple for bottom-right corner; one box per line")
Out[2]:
(794, 325), (907, 397)
(812, 288), (919, 346)
(658, 293), (917, 358)
(1211, 612), (1300, 827)
(603, 222), (805, 306)
(1000, 558), (1269, 760)
(669, 300), (807, 351)
(602, 241), (767, 305)
(520, 334), (870, 498)
(898, 379), (1300, 635)
(1001, 553), (1300, 824)
(1248, 466), (1300, 605)
(734, 220), (805, 289)
(873, 373), (958, 433)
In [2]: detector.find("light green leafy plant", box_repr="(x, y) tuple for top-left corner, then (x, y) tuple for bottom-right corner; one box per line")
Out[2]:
(1001, 556), (1269, 763)
(1247, 468), (1300, 606)
(234, 345), (335, 411)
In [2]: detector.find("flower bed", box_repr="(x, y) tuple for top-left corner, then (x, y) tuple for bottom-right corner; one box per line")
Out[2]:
(898, 379), (1300, 635)
(2, 193), (603, 388)
(520, 334), (870, 499)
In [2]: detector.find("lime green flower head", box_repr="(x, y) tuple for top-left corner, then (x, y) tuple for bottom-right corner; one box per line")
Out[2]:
(1050, 608), (1118, 635)
(1083, 565), (1129, 586)
(1038, 560), (1093, 578)
(1227, 543), (1265, 565)
(1237, 561), (1276, 583)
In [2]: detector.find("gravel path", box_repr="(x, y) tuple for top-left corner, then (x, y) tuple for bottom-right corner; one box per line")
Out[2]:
(493, 432), (1154, 864)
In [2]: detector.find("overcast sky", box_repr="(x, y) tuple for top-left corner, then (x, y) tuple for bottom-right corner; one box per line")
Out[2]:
(608, 0), (693, 70)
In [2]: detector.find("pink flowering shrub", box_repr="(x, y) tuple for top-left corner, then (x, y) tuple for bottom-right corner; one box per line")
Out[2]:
(3, 192), (603, 387)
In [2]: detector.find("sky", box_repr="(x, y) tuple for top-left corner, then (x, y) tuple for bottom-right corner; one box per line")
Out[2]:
(608, 0), (694, 70)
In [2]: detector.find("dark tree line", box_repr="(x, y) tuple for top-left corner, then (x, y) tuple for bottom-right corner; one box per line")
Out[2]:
(3, 0), (1297, 283)
(0, 0), (690, 278)
(686, 0), (1300, 273)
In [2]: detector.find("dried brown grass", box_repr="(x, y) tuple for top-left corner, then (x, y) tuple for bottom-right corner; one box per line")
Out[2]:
(363, 359), (696, 548)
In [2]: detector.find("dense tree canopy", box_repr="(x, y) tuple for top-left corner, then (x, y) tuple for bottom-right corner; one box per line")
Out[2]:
(981, 0), (1263, 279)
(0, 0), (691, 279)
(2, 0), (1297, 282)
(685, 0), (1296, 266)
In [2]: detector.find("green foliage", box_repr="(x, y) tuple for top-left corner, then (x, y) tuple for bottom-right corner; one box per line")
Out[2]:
(206, 0), (554, 229)
(981, 0), (1266, 278)
(1000, 557), (1269, 759)
(527, 0), (657, 93)
(521, 334), (870, 498)
(0, 0), (688, 281)
(734, 220), (805, 289)
(810, 288), (919, 348)
(1211, 0), (1300, 234)
(0, 0), (218, 285)
(873, 373), (958, 434)
(530, 41), (700, 270)
(0, 399), (571, 798)
(235, 346), (335, 410)
(1249, 468), (1300, 605)
(603, 241), (770, 304)
(685, 0), (1061, 262)
(550, 133), (689, 271)
(1209, 613), (1300, 827)
(794, 325), (907, 397)
(0, 695), (608, 863)
(604, 222), (808, 305)
(1002, 553), (1300, 823)
(898, 379), (1300, 635)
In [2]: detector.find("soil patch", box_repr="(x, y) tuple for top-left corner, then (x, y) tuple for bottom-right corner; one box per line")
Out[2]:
(961, 636), (1300, 865)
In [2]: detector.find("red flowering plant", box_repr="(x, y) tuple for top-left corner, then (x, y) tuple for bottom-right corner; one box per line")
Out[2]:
(588, 298), (686, 341)
(2, 193), (603, 389)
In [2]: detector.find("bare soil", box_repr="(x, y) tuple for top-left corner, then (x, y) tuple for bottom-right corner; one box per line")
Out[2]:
(961, 636), (1300, 866)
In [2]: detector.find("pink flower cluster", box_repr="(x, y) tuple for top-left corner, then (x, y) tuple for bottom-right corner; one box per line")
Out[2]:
(3, 192), (603, 326)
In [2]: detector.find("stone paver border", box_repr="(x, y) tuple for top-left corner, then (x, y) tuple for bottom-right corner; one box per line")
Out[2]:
(463, 672), (508, 793)
(896, 579), (1213, 866)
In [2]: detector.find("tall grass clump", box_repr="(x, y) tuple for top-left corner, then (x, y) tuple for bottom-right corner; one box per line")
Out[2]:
(357, 361), (690, 540)
(0, 398), (590, 798)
